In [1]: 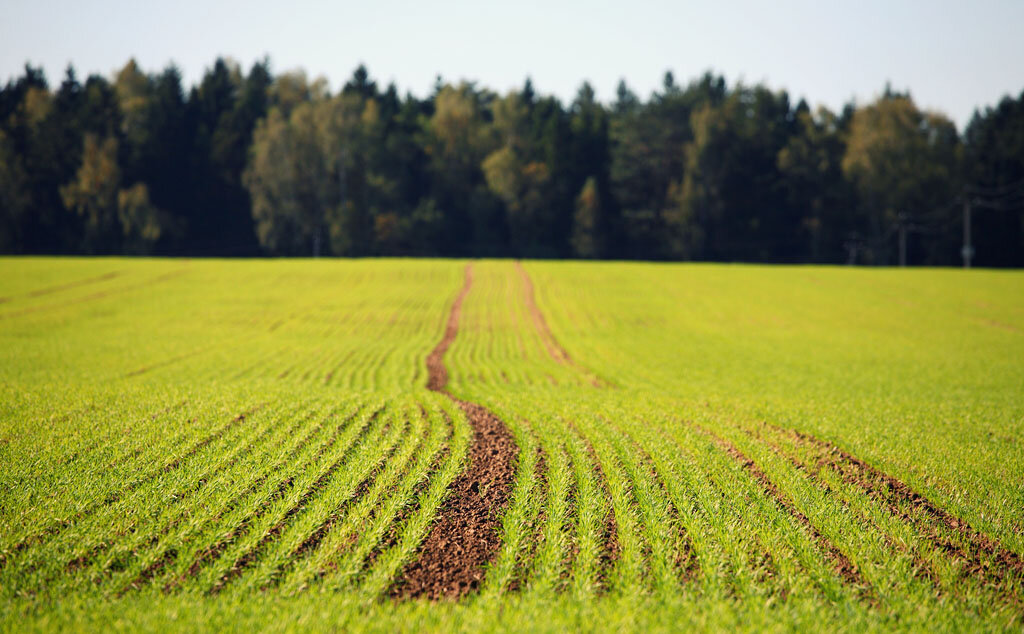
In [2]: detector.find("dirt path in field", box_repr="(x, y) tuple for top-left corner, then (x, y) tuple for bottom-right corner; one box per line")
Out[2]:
(0, 269), (187, 321)
(515, 261), (606, 387)
(392, 264), (517, 600)
(0, 270), (123, 305)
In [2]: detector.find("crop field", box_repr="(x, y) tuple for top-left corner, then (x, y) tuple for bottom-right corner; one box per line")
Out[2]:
(1, 258), (1023, 632)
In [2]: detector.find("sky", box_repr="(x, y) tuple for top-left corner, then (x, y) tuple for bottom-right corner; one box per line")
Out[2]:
(3, 0), (1023, 129)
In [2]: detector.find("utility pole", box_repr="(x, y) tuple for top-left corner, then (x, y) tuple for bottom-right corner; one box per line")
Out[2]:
(961, 197), (973, 269)
(844, 232), (859, 265)
(897, 212), (907, 267)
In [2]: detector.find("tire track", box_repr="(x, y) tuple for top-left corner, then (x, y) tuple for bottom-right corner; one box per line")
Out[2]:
(392, 264), (517, 601)
(6, 270), (122, 302)
(777, 427), (1024, 587)
(702, 429), (869, 593)
(0, 269), (188, 321)
(514, 261), (606, 388)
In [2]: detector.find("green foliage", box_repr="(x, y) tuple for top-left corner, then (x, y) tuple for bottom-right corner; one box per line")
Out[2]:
(1, 62), (1023, 264)
(116, 183), (171, 254)
(59, 133), (121, 252)
(570, 176), (602, 258)
(842, 95), (962, 263)
(0, 130), (31, 251)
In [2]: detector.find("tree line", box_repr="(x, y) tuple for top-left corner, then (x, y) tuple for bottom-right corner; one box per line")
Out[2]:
(1, 58), (1022, 265)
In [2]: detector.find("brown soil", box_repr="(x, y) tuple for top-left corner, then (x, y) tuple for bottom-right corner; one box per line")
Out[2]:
(425, 266), (473, 391)
(391, 263), (517, 601)
(514, 261), (606, 388)
(516, 262), (602, 391)
(25, 271), (122, 298)
(0, 269), (186, 321)
(785, 428), (1024, 585)
(706, 430), (867, 590)
(515, 261), (573, 366)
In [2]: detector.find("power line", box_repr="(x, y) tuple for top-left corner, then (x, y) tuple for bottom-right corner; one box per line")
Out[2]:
(964, 177), (1024, 196)
(961, 182), (1024, 268)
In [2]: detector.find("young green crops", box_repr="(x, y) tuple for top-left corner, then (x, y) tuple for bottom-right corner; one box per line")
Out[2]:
(1, 258), (1022, 632)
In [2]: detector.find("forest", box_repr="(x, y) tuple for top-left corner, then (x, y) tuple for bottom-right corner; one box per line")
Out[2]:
(1, 58), (1022, 266)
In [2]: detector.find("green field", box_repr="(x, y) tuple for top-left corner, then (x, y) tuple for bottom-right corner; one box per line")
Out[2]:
(1, 258), (1022, 632)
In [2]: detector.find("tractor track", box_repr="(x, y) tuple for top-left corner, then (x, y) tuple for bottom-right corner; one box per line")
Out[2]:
(391, 264), (518, 601)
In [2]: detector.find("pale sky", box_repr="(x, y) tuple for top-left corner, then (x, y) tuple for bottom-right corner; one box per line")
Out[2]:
(3, 0), (1023, 129)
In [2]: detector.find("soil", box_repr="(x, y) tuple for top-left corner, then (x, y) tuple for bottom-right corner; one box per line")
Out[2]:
(1, 269), (187, 321)
(392, 264), (518, 600)
(515, 261), (573, 366)
(514, 261), (606, 388)
(25, 271), (122, 298)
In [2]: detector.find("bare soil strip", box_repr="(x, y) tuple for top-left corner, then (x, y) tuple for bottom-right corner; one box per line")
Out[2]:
(705, 430), (868, 591)
(515, 261), (573, 366)
(783, 428), (1024, 585)
(514, 261), (606, 388)
(21, 271), (122, 300)
(0, 269), (187, 320)
(392, 264), (517, 601)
